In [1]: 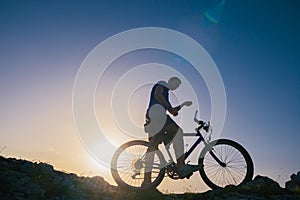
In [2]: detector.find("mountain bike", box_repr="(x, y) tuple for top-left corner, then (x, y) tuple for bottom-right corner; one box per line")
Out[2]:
(111, 111), (254, 190)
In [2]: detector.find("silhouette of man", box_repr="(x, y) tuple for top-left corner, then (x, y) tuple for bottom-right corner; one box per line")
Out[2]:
(143, 77), (202, 185)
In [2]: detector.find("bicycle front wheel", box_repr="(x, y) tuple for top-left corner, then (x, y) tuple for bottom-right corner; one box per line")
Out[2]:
(111, 140), (165, 190)
(199, 139), (254, 189)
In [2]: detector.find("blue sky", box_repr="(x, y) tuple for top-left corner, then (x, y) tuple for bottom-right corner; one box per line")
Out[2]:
(0, 0), (299, 193)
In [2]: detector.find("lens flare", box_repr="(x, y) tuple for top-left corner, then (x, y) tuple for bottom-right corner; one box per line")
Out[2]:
(204, 0), (226, 24)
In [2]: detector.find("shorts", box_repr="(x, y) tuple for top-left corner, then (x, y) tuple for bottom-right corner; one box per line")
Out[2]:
(144, 115), (179, 146)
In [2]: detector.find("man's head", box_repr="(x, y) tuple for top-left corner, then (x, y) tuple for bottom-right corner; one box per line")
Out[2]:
(167, 77), (181, 91)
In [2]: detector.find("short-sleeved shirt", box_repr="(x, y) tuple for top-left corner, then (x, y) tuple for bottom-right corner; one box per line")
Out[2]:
(146, 81), (169, 119)
(144, 81), (179, 145)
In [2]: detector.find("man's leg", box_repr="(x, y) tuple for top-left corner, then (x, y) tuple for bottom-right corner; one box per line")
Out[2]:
(143, 138), (159, 184)
(164, 123), (185, 168)
(172, 127), (185, 169)
(165, 123), (202, 178)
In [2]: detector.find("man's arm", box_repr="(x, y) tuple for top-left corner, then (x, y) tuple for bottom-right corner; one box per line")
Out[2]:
(169, 101), (193, 115)
(154, 85), (172, 109)
(154, 85), (192, 116)
(154, 86), (177, 116)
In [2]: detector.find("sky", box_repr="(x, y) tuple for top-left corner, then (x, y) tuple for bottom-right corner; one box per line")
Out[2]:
(1, 0), (299, 193)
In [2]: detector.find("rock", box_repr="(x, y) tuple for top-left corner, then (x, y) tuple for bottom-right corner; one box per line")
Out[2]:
(2, 171), (46, 199)
(1, 155), (300, 199)
(36, 163), (55, 175)
(285, 171), (300, 194)
(241, 175), (285, 195)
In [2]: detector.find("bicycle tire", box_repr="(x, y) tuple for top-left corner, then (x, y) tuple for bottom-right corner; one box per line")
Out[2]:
(198, 139), (254, 189)
(111, 140), (165, 190)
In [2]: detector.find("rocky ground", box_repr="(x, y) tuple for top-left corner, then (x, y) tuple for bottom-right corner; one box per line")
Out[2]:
(0, 155), (299, 200)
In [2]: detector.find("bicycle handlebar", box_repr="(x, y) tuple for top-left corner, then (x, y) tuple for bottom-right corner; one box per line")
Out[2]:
(193, 110), (199, 123)
(194, 110), (211, 132)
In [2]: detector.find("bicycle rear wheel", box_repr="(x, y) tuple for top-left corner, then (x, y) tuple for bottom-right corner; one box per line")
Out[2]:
(199, 139), (254, 189)
(111, 140), (165, 190)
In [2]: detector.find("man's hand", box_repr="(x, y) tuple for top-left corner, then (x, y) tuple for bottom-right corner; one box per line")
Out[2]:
(168, 101), (192, 116)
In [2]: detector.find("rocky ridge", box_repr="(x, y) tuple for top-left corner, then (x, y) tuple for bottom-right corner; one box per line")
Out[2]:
(0, 155), (299, 200)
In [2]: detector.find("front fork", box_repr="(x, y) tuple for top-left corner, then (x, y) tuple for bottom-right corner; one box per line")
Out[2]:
(204, 140), (226, 167)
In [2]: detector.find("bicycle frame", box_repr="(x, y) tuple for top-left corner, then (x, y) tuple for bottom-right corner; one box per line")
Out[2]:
(160, 128), (206, 166)
(183, 131), (205, 160)
(162, 128), (224, 168)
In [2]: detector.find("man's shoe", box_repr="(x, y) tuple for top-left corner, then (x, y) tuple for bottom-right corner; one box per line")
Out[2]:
(141, 181), (151, 187)
(141, 180), (156, 189)
(177, 164), (203, 179)
(141, 181), (161, 193)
